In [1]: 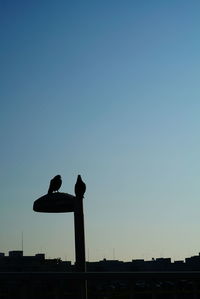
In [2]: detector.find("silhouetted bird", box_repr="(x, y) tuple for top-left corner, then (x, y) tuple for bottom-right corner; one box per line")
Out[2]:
(48, 175), (62, 194)
(74, 175), (86, 198)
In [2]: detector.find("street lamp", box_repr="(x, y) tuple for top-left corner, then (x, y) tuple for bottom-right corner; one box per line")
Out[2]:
(33, 175), (87, 299)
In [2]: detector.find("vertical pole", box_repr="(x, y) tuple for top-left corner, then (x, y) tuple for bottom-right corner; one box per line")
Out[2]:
(74, 196), (87, 299)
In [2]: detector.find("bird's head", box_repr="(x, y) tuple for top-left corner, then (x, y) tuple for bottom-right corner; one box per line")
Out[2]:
(77, 174), (82, 181)
(54, 175), (61, 179)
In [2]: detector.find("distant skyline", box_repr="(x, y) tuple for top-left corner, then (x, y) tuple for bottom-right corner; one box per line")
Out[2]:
(2, 249), (200, 264)
(1, 0), (200, 262)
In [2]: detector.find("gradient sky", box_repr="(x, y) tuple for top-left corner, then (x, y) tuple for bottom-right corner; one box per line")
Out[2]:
(1, 0), (200, 262)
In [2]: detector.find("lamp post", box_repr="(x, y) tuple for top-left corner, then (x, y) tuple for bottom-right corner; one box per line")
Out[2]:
(33, 175), (87, 299)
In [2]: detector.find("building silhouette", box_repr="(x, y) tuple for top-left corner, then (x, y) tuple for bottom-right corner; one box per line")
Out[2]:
(0, 251), (72, 272)
(1, 250), (200, 272)
(1, 251), (200, 298)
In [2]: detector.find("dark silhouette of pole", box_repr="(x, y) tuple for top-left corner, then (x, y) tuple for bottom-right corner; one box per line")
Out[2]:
(74, 196), (87, 299)
(74, 175), (87, 299)
(74, 196), (86, 272)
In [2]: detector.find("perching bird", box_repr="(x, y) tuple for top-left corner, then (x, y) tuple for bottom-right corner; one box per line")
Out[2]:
(74, 175), (86, 198)
(48, 175), (62, 194)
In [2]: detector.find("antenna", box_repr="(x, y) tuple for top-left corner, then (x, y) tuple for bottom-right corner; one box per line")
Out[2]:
(22, 232), (23, 253)
(113, 248), (115, 260)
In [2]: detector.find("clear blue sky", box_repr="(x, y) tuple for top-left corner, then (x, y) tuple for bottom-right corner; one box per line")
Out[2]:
(1, 0), (200, 262)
